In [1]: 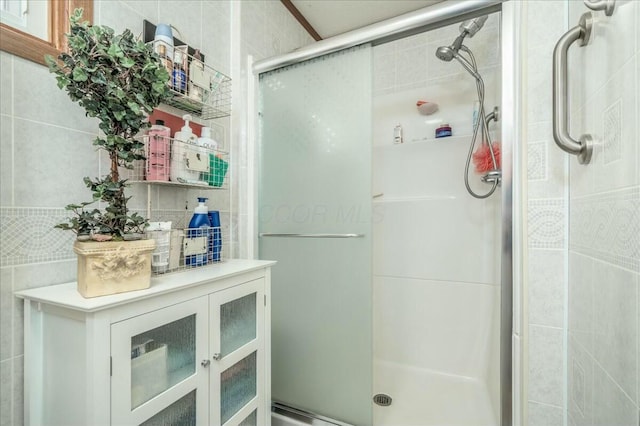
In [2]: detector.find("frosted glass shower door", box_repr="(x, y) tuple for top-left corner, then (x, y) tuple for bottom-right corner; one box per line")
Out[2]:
(258, 45), (373, 425)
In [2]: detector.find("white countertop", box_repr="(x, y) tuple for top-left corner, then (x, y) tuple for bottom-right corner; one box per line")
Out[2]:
(15, 259), (276, 312)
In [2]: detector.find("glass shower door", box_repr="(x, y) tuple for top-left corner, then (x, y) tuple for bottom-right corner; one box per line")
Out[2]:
(258, 45), (373, 425)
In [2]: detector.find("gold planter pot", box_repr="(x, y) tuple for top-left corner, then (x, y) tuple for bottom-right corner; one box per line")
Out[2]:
(73, 239), (157, 298)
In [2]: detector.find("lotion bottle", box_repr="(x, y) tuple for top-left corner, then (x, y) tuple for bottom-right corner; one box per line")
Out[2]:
(171, 114), (200, 183)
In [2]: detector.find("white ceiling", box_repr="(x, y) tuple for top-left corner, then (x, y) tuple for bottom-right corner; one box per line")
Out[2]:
(290, 0), (445, 39)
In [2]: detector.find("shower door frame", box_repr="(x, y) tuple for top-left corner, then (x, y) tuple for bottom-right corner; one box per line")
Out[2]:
(250, 1), (525, 425)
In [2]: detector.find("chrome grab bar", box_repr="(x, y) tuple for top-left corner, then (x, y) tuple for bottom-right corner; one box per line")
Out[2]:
(259, 233), (364, 238)
(583, 0), (614, 16)
(552, 12), (594, 165)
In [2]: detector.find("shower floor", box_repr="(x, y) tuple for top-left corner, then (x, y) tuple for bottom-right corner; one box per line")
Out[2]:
(373, 360), (498, 426)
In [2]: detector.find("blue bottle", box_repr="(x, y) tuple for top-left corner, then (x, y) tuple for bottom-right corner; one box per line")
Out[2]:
(186, 197), (211, 267)
(207, 210), (222, 262)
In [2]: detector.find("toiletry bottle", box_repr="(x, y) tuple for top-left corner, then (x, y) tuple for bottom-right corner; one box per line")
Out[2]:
(207, 209), (222, 262)
(146, 119), (171, 181)
(154, 24), (174, 60)
(172, 49), (186, 94)
(189, 49), (204, 102)
(435, 122), (452, 138)
(198, 127), (219, 185)
(171, 114), (200, 183)
(393, 124), (403, 144)
(186, 197), (211, 267)
(156, 44), (173, 77)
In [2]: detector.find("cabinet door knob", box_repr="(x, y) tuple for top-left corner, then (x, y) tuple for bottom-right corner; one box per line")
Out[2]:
(213, 353), (222, 361)
(201, 359), (211, 367)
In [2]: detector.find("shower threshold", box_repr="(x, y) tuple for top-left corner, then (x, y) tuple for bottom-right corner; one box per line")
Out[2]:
(272, 402), (354, 426)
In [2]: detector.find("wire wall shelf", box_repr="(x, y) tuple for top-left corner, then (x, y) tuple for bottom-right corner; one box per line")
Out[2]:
(151, 42), (231, 120)
(147, 227), (226, 276)
(125, 135), (229, 190)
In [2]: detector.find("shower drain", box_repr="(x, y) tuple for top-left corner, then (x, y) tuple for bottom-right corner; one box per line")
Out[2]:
(373, 393), (393, 406)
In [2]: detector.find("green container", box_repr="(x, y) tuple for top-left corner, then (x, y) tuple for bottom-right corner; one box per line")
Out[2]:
(207, 154), (228, 187)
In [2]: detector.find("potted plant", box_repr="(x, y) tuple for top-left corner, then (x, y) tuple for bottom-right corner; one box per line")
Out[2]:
(46, 9), (172, 297)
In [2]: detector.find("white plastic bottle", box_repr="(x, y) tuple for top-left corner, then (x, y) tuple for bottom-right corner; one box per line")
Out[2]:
(197, 127), (219, 186)
(170, 114), (200, 183)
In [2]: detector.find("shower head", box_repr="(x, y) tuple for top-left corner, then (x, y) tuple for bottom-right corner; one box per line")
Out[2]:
(435, 15), (488, 63)
(435, 45), (455, 62)
(459, 15), (488, 38)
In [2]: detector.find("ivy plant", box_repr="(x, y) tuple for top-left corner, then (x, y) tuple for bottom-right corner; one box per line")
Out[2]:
(46, 9), (171, 239)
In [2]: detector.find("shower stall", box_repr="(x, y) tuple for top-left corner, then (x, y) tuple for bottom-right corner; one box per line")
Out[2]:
(255, 1), (520, 425)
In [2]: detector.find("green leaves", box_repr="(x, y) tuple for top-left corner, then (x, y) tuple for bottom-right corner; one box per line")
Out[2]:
(48, 8), (172, 237)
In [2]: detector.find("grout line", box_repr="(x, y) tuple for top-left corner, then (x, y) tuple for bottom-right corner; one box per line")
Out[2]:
(373, 273), (499, 287)
(527, 399), (563, 409)
(13, 116), (98, 137)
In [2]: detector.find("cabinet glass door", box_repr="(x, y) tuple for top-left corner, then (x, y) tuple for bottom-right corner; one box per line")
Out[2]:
(210, 279), (265, 426)
(111, 298), (209, 425)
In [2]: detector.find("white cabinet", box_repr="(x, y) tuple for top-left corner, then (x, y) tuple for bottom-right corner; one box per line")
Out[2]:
(16, 259), (274, 426)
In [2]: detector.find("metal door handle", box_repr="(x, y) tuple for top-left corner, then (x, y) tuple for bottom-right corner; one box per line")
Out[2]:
(213, 353), (222, 361)
(552, 12), (594, 165)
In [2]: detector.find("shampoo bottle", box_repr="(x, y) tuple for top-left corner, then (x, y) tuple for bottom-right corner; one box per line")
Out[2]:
(186, 197), (211, 267)
(170, 114), (200, 183)
(207, 209), (222, 262)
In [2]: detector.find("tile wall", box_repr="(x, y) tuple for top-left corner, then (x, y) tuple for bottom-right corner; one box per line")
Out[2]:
(0, 2), (312, 425)
(523, 1), (569, 424)
(525, 1), (640, 425)
(567, 0), (639, 424)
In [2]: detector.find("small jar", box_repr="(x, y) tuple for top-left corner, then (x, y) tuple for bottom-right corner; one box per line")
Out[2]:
(435, 123), (452, 138)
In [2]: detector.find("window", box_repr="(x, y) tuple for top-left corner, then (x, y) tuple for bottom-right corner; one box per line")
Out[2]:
(0, 0), (93, 66)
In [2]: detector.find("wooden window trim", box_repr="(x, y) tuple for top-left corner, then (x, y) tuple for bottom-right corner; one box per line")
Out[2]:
(0, 0), (93, 66)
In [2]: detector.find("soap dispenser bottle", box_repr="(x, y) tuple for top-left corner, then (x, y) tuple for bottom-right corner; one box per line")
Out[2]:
(185, 197), (211, 267)
(170, 114), (200, 183)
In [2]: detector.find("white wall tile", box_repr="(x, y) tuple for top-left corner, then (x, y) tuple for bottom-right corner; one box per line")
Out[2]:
(0, 115), (12, 207)
(528, 249), (565, 327)
(0, 268), (12, 362)
(568, 335), (594, 426)
(592, 363), (639, 426)
(0, 53), (11, 115)
(529, 325), (564, 406)
(569, 252), (594, 353)
(12, 356), (22, 426)
(527, 121), (567, 199)
(592, 259), (638, 402)
(0, 359), (10, 426)
(98, 0), (146, 35)
(524, 1), (566, 52)
(12, 57), (99, 135)
(528, 401), (563, 426)
(158, 1), (203, 50)
(121, 0), (159, 23)
(527, 199), (566, 249)
(13, 120), (99, 208)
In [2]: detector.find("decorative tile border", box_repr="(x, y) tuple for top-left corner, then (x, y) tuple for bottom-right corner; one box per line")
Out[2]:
(1, 208), (238, 267)
(528, 141), (548, 181)
(0, 208), (76, 267)
(528, 199), (566, 249)
(570, 186), (639, 272)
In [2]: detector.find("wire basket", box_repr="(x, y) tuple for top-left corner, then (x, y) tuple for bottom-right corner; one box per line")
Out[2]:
(152, 42), (231, 120)
(147, 227), (225, 275)
(125, 135), (229, 189)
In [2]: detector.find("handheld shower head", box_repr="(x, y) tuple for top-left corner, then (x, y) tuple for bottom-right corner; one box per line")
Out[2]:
(436, 15), (488, 63)
(459, 15), (488, 38)
(435, 45), (455, 62)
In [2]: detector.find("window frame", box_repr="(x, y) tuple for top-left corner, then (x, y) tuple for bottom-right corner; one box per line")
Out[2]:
(0, 0), (93, 66)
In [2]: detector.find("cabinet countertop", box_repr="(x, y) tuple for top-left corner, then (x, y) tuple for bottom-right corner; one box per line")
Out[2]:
(15, 259), (276, 312)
